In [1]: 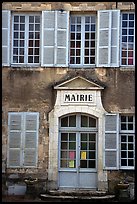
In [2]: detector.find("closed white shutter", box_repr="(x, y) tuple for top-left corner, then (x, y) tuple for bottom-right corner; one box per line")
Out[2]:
(8, 113), (23, 167)
(104, 113), (119, 169)
(8, 112), (39, 168)
(23, 113), (39, 167)
(41, 11), (69, 67)
(97, 10), (120, 67)
(2, 10), (10, 66)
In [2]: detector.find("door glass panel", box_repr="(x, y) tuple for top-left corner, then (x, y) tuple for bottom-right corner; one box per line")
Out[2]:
(60, 114), (97, 170)
(89, 117), (96, 127)
(61, 116), (68, 127)
(69, 115), (76, 127)
(81, 133), (87, 141)
(81, 115), (88, 127)
(89, 160), (95, 168)
(60, 133), (76, 168)
(61, 115), (76, 127)
(89, 133), (96, 141)
(81, 115), (96, 127)
(69, 133), (76, 141)
(81, 142), (87, 150)
(80, 160), (87, 168)
(80, 133), (96, 168)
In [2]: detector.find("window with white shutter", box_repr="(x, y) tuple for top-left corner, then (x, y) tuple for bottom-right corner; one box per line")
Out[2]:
(42, 10), (69, 67)
(2, 10), (11, 66)
(7, 112), (39, 168)
(104, 113), (119, 169)
(97, 10), (120, 67)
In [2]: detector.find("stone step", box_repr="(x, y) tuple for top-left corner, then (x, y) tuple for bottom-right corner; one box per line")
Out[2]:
(40, 190), (116, 202)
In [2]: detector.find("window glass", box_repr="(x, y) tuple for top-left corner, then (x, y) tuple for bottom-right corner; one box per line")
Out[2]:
(12, 14), (40, 65)
(121, 13), (135, 66)
(70, 15), (96, 66)
(120, 115), (135, 169)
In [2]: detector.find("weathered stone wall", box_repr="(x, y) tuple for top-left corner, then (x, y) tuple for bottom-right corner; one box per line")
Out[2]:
(2, 1), (135, 195)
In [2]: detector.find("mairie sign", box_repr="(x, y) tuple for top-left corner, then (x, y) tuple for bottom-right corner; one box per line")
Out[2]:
(64, 93), (94, 103)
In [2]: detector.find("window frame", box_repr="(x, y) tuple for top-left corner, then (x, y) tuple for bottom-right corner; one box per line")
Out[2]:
(69, 14), (97, 68)
(120, 12), (135, 67)
(119, 115), (135, 170)
(11, 12), (41, 67)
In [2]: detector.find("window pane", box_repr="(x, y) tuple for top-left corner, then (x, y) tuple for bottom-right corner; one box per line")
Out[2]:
(61, 117), (68, 127)
(80, 160), (87, 168)
(69, 115), (76, 127)
(89, 134), (96, 141)
(61, 151), (67, 158)
(69, 142), (76, 150)
(61, 133), (68, 141)
(61, 160), (67, 167)
(81, 133), (87, 141)
(121, 159), (127, 166)
(89, 151), (95, 159)
(61, 142), (67, 149)
(121, 143), (127, 150)
(89, 117), (96, 127)
(128, 159), (134, 166)
(34, 56), (39, 63)
(88, 160), (95, 168)
(14, 16), (19, 22)
(81, 142), (87, 150)
(121, 151), (127, 158)
(69, 133), (76, 141)
(81, 115), (88, 127)
(89, 143), (95, 150)
(20, 16), (25, 23)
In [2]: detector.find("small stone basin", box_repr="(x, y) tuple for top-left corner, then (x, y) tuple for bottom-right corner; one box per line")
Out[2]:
(117, 183), (129, 189)
(24, 177), (38, 185)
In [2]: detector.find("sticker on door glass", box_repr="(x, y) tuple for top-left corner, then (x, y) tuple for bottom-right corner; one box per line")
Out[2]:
(81, 151), (86, 160)
(69, 151), (75, 159)
(69, 160), (74, 168)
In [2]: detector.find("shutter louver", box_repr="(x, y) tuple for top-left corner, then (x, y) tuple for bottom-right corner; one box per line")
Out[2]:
(2, 10), (10, 66)
(97, 10), (120, 67)
(104, 114), (119, 169)
(8, 113), (22, 167)
(42, 11), (69, 67)
(24, 113), (39, 167)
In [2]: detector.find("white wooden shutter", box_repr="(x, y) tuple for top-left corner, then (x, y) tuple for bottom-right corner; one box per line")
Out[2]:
(97, 10), (120, 67)
(23, 113), (39, 167)
(55, 11), (69, 66)
(104, 113), (119, 169)
(2, 10), (10, 66)
(42, 11), (55, 66)
(8, 113), (23, 167)
(41, 11), (69, 67)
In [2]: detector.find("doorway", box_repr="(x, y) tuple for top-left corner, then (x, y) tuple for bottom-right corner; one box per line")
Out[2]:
(59, 113), (98, 189)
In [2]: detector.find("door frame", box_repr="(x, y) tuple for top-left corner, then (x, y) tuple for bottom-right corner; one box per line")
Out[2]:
(48, 105), (108, 191)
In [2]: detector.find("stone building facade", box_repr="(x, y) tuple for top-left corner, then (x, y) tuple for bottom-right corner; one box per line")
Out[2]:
(2, 2), (135, 197)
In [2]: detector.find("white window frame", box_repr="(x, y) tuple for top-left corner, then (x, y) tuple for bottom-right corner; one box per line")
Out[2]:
(120, 12), (135, 67)
(7, 112), (39, 168)
(69, 14), (97, 68)
(119, 115), (135, 170)
(11, 13), (41, 67)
